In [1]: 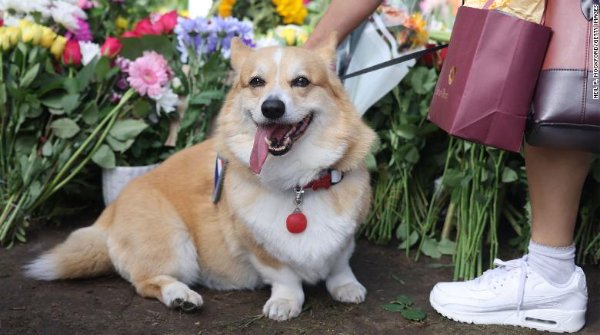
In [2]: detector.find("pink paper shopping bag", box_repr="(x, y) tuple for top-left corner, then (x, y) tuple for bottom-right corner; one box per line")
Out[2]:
(428, 4), (551, 152)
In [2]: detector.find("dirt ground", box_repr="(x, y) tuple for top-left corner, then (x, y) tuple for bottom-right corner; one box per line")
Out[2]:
(0, 216), (598, 335)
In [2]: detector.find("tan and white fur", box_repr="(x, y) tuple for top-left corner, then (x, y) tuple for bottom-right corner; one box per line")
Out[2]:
(25, 35), (376, 321)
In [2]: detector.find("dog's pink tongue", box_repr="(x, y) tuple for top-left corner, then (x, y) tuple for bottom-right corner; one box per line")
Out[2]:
(250, 125), (276, 174)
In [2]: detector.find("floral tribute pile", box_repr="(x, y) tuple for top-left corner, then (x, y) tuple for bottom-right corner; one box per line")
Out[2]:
(0, 0), (254, 245)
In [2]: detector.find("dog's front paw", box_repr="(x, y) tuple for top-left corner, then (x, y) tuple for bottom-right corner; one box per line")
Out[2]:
(162, 282), (204, 312)
(330, 282), (366, 304)
(262, 298), (302, 321)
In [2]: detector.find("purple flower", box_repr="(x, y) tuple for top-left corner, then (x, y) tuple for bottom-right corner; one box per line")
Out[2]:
(175, 16), (254, 62)
(73, 18), (93, 42)
(116, 56), (130, 72)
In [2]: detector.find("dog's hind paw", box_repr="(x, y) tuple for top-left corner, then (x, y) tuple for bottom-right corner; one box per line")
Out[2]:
(262, 298), (302, 321)
(162, 281), (204, 312)
(330, 282), (366, 304)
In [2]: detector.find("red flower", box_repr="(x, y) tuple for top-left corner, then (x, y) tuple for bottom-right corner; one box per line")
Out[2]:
(133, 18), (161, 36)
(122, 31), (138, 38)
(419, 44), (449, 70)
(63, 39), (82, 66)
(156, 11), (178, 34)
(101, 37), (123, 58)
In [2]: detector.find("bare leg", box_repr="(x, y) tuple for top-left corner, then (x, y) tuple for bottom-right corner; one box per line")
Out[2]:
(524, 144), (592, 247)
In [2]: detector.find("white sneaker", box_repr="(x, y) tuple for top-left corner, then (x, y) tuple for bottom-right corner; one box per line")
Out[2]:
(429, 256), (588, 333)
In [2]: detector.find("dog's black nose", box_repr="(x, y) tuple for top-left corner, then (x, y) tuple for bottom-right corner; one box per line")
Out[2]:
(261, 99), (285, 119)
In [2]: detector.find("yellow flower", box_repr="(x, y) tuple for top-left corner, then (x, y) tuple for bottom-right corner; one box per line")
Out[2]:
(39, 27), (57, 49)
(18, 20), (33, 29)
(116, 16), (129, 31)
(279, 27), (297, 45)
(50, 36), (67, 59)
(21, 24), (43, 45)
(406, 13), (429, 47)
(272, 0), (307, 25)
(0, 29), (10, 51)
(297, 30), (308, 45)
(5, 27), (21, 47)
(218, 0), (236, 17)
(178, 9), (189, 18)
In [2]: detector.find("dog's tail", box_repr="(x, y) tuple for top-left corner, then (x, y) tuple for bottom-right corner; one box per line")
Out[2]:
(24, 206), (114, 280)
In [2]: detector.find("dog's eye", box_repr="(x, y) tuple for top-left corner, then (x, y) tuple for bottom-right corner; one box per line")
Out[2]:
(249, 77), (265, 88)
(291, 76), (310, 88)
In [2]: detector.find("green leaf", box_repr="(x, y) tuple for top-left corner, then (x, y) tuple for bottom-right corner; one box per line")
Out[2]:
(20, 63), (40, 87)
(92, 144), (116, 169)
(442, 169), (464, 188)
(82, 103), (99, 125)
(0, 83), (6, 104)
(41, 93), (67, 109)
(63, 77), (79, 94)
(437, 238), (456, 255)
(95, 57), (111, 82)
(14, 136), (36, 154)
(109, 119), (148, 141)
(405, 145), (420, 164)
(26, 106), (43, 118)
(61, 94), (80, 114)
(50, 118), (80, 139)
(76, 57), (97, 89)
(49, 108), (65, 115)
(392, 295), (413, 306)
(393, 125), (416, 140)
(400, 308), (427, 321)
(398, 231), (419, 249)
(106, 135), (135, 153)
(132, 99), (152, 118)
(502, 167), (518, 183)
(42, 141), (53, 157)
(120, 35), (174, 60)
(381, 303), (406, 312)
(421, 237), (442, 259)
(189, 90), (224, 106)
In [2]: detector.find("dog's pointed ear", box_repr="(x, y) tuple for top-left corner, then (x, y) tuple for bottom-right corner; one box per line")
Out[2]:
(314, 32), (338, 68)
(230, 37), (252, 72)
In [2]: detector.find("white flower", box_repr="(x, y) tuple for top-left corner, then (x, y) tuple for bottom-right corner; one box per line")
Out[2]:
(30, 0), (52, 18)
(154, 87), (179, 115)
(50, 1), (86, 31)
(171, 77), (182, 90)
(79, 41), (100, 66)
(255, 36), (283, 48)
(0, 0), (33, 13)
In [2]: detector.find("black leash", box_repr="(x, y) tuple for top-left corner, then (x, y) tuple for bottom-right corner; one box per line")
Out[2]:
(340, 43), (448, 80)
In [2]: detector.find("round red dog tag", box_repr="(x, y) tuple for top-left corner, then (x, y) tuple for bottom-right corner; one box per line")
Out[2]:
(286, 212), (307, 234)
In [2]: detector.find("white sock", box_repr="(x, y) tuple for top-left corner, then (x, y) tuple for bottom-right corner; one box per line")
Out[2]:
(527, 240), (576, 285)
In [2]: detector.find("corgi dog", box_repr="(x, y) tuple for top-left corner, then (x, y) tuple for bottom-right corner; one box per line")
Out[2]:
(25, 35), (376, 321)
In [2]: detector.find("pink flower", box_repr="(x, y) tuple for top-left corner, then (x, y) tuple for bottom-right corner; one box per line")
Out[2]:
(156, 11), (178, 34)
(74, 18), (93, 41)
(78, 0), (96, 9)
(101, 37), (122, 57)
(127, 51), (171, 98)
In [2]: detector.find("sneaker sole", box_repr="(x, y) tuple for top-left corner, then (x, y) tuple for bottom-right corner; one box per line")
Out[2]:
(430, 295), (586, 333)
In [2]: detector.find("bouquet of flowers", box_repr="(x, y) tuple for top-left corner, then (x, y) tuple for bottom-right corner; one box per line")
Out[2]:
(0, 0), (257, 245)
(216, 0), (308, 35)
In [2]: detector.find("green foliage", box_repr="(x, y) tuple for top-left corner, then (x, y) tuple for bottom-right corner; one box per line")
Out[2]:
(0, 40), (137, 246)
(381, 294), (427, 322)
(362, 64), (600, 278)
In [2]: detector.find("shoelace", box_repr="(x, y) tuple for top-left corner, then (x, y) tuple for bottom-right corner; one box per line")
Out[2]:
(480, 255), (529, 312)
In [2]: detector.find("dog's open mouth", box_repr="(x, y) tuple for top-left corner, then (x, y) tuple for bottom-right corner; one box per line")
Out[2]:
(250, 113), (313, 174)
